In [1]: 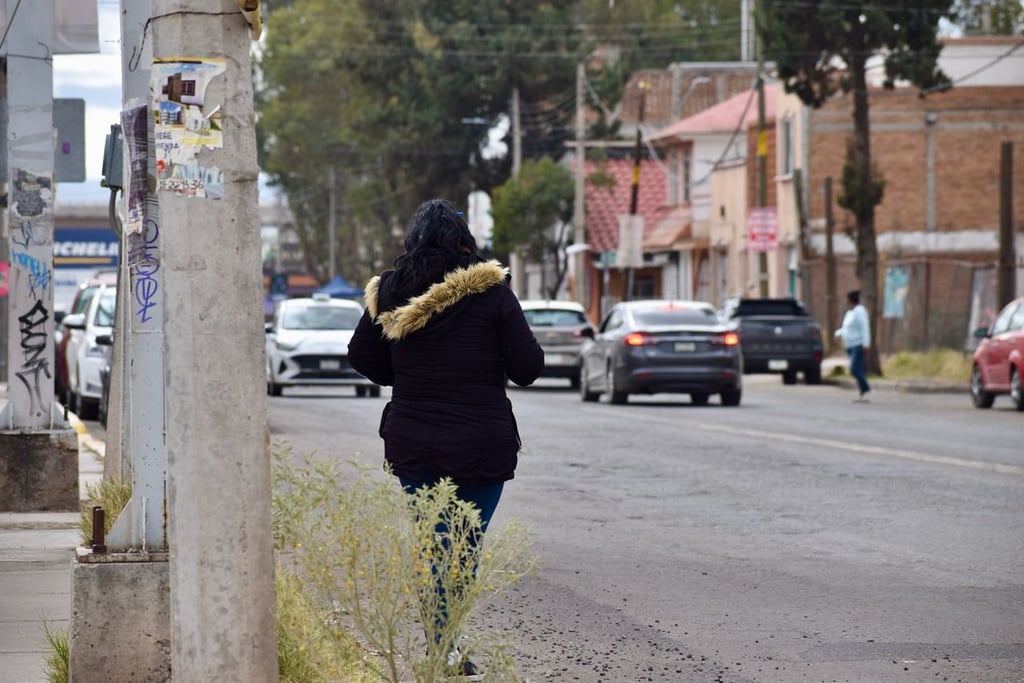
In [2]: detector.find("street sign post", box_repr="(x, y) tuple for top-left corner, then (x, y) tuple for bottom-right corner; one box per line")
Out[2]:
(747, 207), (778, 253)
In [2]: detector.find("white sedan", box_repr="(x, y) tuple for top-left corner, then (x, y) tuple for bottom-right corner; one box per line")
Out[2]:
(265, 294), (380, 397)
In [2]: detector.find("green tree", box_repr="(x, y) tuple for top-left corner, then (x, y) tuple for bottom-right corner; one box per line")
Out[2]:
(256, 0), (580, 286)
(491, 158), (574, 299)
(759, 0), (951, 371)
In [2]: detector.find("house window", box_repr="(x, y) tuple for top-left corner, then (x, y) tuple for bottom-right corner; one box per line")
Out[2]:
(683, 145), (692, 203)
(635, 274), (657, 299)
(780, 117), (793, 176)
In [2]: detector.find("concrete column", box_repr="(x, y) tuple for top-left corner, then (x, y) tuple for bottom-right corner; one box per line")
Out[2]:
(151, 2), (276, 680)
(4, 0), (57, 429)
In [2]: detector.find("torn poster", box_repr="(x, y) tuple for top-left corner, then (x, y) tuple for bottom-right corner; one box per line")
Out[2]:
(151, 58), (226, 199)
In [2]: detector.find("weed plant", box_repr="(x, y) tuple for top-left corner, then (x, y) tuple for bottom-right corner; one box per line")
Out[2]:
(882, 349), (972, 382)
(79, 475), (132, 547)
(272, 447), (536, 682)
(277, 568), (375, 682)
(41, 620), (69, 683)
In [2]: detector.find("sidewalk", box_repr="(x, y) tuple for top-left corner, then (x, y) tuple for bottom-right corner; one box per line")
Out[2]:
(0, 411), (103, 683)
(821, 355), (968, 394)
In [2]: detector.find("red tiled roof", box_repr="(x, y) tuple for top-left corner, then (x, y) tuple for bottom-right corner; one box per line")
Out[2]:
(651, 83), (778, 140)
(582, 158), (669, 254)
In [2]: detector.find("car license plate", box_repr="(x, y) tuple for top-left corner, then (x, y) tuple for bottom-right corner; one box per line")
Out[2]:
(320, 359), (341, 370)
(674, 342), (696, 352)
(546, 354), (565, 365)
(768, 359), (788, 370)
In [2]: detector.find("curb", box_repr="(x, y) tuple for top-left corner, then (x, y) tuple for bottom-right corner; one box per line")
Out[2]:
(67, 412), (106, 458)
(826, 376), (967, 395)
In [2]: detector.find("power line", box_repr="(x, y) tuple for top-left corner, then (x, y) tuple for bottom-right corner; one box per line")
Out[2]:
(920, 36), (1024, 95)
(0, 0), (24, 53)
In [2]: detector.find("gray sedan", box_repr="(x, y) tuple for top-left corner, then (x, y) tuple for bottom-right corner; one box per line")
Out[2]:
(579, 300), (743, 406)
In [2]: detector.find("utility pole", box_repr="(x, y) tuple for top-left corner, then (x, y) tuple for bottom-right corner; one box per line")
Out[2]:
(328, 164), (336, 280)
(512, 86), (522, 177)
(3, 0), (58, 430)
(625, 80), (650, 302)
(998, 141), (1016, 307)
(573, 63), (587, 308)
(825, 177), (838, 350)
(509, 85), (524, 296)
(151, 2), (276, 680)
(756, 64), (770, 297)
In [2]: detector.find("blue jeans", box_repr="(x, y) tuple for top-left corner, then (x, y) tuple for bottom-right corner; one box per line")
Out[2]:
(399, 476), (504, 647)
(847, 345), (870, 395)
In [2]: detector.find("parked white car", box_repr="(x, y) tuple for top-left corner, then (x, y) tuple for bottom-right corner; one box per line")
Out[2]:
(265, 294), (379, 397)
(62, 283), (116, 419)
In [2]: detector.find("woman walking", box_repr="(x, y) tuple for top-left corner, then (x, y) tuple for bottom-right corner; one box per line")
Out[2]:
(348, 198), (544, 676)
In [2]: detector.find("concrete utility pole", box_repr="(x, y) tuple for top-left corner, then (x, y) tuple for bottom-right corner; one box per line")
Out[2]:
(825, 177), (838, 350)
(0, 0), (79, 514)
(509, 86), (525, 296)
(152, 2), (276, 679)
(573, 63), (587, 307)
(3, 0), (58, 430)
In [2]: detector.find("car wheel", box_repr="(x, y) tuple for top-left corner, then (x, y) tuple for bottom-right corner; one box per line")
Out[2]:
(782, 370), (798, 385)
(804, 365), (822, 385)
(970, 365), (995, 409)
(569, 373), (581, 390)
(1010, 367), (1024, 412)
(690, 392), (710, 406)
(606, 364), (627, 405)
(720, 389), (742, 407)
(266, 360), (283, 396)
(579, 364), (599, 403)
(368, 386), (382, 398)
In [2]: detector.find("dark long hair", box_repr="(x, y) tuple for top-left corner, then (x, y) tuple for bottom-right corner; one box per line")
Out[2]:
(388, 199), (480, 301)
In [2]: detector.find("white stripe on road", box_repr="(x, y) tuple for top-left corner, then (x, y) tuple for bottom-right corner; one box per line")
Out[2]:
(697, 423), (1024, 476)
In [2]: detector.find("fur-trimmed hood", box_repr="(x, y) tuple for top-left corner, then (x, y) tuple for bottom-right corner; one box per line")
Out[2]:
(364, 260), (509, 341)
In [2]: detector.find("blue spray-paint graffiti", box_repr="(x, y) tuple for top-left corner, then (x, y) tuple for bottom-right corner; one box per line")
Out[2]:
(15, 300), (52, 418)
(129, 218), (160, 323)
(11, 250), (52, 298)
(12, 219), (50, 249)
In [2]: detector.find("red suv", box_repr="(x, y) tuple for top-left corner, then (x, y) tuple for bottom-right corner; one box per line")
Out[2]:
(971, 296), (1024, 411)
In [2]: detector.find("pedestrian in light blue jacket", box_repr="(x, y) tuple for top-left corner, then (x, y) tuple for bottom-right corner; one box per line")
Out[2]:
(835, 290), (871, 401)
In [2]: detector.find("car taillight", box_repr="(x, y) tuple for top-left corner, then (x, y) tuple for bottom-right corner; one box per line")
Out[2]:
(623, 332), (654, 346)
(711, 332), (740, 346)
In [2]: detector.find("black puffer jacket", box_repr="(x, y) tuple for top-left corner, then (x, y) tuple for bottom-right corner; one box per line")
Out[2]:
(348, 260), (544, 485)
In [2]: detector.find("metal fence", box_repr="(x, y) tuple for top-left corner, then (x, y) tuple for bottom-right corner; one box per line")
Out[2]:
(802, 257), (1017, 355)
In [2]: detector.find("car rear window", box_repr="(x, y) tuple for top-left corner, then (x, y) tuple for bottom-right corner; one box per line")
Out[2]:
(731, 300), (808, 317)
(283, 305), (361, 330)
(633, 307), (717, 326)
(523, 309), (588, 326)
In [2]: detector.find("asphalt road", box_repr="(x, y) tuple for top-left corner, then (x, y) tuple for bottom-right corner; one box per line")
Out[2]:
(267, 377), (1024, 683)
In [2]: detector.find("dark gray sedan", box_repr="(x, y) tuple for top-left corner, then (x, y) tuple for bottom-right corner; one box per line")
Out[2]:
(579, 300), (743, 406)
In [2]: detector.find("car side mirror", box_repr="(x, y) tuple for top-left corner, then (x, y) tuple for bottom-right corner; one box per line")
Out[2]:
(973, 327), (991, 340)
(580, 326), (595, 340)
(62, 313), (87, 330)
(94, 334), (113, 346)
(265, 322), (275, 334)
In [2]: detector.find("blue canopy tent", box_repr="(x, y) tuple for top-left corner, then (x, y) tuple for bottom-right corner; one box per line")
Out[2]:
(315, 274), (364, 300)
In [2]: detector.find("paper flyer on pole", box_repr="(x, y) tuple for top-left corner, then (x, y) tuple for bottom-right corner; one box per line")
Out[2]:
(151, 58), (227, 199)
